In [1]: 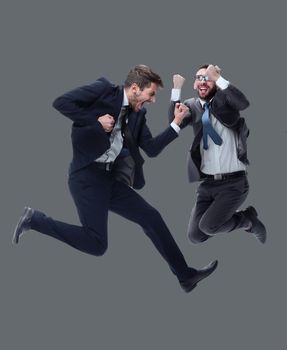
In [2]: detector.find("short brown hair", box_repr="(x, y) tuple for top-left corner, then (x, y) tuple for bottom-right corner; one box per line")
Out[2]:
(124, 64), (163, 90)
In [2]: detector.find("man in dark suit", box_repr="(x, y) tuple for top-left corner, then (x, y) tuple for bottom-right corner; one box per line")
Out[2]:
(13, 65), (218, 292)
(169, 64), (266, 244)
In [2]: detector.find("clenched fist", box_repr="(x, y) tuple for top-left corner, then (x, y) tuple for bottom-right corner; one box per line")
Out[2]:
(98, 114), (115, 133)
(173, 102), (189, 126)
(173, 74), (186, 89)
(205, 64), (221, 82)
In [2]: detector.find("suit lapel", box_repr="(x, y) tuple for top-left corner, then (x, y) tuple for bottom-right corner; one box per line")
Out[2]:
(111, 85), (124, 121)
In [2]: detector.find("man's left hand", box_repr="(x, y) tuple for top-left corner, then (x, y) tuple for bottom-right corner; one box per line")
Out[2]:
(206, 64), (221, 82)
(173, 103), (189, 126)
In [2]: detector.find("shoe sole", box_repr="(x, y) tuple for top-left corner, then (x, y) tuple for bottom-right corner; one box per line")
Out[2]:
(12, 207), (31, 245)
(248, 206), (258, 217)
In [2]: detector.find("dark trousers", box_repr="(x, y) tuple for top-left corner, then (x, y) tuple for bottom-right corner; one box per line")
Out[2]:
(188, 175), (249, 243)
(31, 164), (194, 281)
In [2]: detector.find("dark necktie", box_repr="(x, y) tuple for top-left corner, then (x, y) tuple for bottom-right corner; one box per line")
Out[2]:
(121, 107), (144, 166)
(202, 102), (223, 150)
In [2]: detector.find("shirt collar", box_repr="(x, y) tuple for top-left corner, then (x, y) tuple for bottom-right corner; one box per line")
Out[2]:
(123, 89), (129, 107)
(199, 97), (213, 108)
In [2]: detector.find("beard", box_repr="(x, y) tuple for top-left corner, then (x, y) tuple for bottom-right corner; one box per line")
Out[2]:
(129, 91), (142, 111)
(197, 85), (217, 101)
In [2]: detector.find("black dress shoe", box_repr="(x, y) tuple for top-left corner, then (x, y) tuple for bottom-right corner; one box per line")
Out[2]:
(243, 206), (267, 244)
(12, 207), (34, 244)
(179, 260), (218, 293)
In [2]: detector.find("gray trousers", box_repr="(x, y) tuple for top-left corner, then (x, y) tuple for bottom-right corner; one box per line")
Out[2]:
(188, 175), (249, 243)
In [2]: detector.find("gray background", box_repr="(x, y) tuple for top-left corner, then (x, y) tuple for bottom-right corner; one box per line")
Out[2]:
(1, 0), (286, 349)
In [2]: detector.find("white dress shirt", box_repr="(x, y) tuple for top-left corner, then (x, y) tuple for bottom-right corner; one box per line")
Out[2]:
(96, 91), (129, 162)
(171, 77), (246, 175)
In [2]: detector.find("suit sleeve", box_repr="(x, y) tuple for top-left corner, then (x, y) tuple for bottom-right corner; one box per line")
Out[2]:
(52, 78), (109, 123)
(217, 85), (250, 111)
(138, 113), (179, 158)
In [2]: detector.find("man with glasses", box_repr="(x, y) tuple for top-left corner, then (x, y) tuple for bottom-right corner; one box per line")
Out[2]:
(169, 64), (267, 244)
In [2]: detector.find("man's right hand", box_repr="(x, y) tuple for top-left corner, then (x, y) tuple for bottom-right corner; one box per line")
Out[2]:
(173, 74), (186, 89)
(98, 114), (115, 133)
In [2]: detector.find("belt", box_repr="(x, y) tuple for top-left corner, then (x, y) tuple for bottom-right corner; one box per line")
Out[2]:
(93, 162), (114, 171)
(203, 171), (246, 181)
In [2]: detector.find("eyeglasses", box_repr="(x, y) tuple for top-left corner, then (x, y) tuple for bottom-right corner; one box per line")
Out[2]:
(195, 75), (210, 82)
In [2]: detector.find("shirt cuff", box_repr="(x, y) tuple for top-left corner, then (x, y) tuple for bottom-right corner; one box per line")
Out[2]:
(170, 121), (181, 134)
(171, 88), (181, 101)
(216, 76), (230, 90)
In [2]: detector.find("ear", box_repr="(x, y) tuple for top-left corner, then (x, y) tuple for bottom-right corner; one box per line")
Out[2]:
(193, 81), (197, 90)
(130, 83), (140, 94)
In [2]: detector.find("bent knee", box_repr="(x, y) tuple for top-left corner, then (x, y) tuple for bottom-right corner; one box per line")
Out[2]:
(198, 220), (220, 236)
(187, 228), (209, 244)
(86, 240), (108, 257)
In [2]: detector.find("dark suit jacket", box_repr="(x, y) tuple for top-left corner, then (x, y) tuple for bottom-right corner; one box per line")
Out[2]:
(168, 85), (250, 182)
(53, 77), (178, 189)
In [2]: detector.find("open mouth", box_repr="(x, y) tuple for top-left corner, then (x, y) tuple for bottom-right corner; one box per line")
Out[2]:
(198, 87), (210, 97)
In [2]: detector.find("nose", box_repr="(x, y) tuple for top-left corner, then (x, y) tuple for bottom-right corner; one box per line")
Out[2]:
(150, 96), (156, 103)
